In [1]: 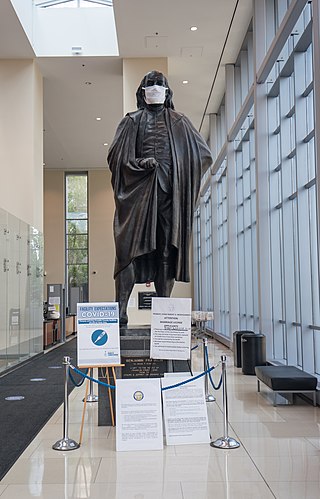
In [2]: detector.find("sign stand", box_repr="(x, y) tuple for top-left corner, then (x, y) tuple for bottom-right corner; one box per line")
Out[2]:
(79, 364), (123, 444)
(82, 370), (98, 403)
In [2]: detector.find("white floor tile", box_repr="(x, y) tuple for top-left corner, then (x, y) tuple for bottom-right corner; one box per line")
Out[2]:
(1, 457), (101, 485)
(253, 455), (320, 481)
(0, 483), (183, 499)
(2, 337), (319, 499)
(240, 436), (319, 457)
(269, 481), (320, 499)
(181, 481), (274, 499)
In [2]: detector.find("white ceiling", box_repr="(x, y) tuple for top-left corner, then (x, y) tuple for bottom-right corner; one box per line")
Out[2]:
(0, 0), (253, 170)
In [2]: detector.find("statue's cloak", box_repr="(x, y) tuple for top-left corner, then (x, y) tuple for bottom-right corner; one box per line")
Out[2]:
(107, 108), (212, 282)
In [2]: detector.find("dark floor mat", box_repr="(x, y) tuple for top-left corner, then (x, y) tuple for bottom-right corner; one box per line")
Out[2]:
(0, 338), (80, 481)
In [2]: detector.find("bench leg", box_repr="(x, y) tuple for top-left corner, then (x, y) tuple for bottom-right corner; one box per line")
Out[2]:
(257, 379), (260, 393)
(273, 392), (277, 407)
(313, 391), (317, 407)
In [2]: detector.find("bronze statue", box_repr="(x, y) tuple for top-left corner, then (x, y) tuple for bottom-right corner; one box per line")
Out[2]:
(107, 71), (212, 326)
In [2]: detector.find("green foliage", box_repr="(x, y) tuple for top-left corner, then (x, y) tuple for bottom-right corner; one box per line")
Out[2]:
(66, 174), (88, 288)
(66, 174), (87, 218)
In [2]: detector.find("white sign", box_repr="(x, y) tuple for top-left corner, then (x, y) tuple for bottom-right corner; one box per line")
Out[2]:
(116, 378), (163, 451)
(150, 297), (191, 360)
(77, 302), (120, 367)
(161, 375), (210, 445)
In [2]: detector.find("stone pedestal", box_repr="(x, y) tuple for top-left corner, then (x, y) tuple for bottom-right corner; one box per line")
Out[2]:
(98, 325), (189, 425)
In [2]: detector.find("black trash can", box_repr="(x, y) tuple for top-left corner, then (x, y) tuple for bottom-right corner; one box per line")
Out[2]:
(241, 333), (266, 375)
(233, 331), (255, 367)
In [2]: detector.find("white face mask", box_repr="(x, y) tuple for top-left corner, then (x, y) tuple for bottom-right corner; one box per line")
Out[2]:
(143, 85), (167, 104)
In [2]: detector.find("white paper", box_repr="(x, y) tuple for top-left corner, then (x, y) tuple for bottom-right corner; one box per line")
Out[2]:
(116, 378), (163, 451)
(77, 302), (120, 367)
(150, 297), (191, 360)
(48, 297), (60, 305)
(161, 375), (210, 445)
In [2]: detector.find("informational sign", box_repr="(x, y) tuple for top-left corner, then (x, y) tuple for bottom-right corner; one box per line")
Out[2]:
(116, 378), (163, 451)
(161, 375), (210, 445)
(138, 291), (157, 309)
(121, 357), (167, 379)
(150, 297), (192, 360)
(77, 302), (120, 367)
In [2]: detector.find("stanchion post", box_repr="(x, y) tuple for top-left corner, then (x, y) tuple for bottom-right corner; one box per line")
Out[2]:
(52, 356), (80, 451)
(210, 355), (240, 449)
(83, 368), (98, 403)
(203, 337), (215, 402)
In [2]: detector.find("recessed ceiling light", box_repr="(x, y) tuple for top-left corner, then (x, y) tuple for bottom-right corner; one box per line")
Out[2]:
(190, 26), (198, 31)
(182, 80), (189, 84)
(103, 142), (108, 146)
(96, 117), (102, 121)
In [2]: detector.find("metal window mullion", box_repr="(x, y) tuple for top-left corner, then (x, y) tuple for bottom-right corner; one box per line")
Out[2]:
(257, 0), (309, 84)
(193, 210), (201, 310)
(237, 148), (246, 326)
(254, 0), (273, 356)
(241, 50), (249, 105)
(312, 0), (320, 361)
(293, 48), (315, 371)
(226, 64), (239, 337)
(211, 176), (221, 334)
(279, 76), (298, 365)
(248, 31), (254, 86)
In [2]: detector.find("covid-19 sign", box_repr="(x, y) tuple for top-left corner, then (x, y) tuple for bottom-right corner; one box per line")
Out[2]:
(77, 303), (120, 367)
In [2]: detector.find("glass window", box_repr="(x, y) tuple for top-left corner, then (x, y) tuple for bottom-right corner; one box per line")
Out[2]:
(35, 0), (112, 8)
(65, 173), (88, 306)
(235, 107), (258, 332)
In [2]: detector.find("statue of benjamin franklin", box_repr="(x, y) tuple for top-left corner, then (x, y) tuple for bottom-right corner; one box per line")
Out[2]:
(107, 70), (213, 326)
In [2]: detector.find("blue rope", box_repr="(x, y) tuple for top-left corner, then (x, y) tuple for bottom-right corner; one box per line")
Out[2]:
(161, 365), (216, 391)
(70, 365), (116, 389)
(69, 368), (88, 387)
(191, 344), (199, 351)
(205, 345), (223, 390)
(70, 361), (222, 392)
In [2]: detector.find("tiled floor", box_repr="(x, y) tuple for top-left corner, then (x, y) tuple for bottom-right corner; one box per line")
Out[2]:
(0, 339), (319, 498)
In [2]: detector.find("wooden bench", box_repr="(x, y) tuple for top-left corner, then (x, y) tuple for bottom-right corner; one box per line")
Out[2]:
(255, 365), (317, 407)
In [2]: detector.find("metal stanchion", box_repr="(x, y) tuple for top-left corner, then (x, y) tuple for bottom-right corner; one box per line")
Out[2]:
(203, 337), (215, 402)
(211, 355), (240, 449)
(83, 368), (98, 403)
(52, 356), (80, 451)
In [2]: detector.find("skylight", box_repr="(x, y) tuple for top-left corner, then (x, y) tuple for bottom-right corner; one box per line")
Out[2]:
(34, 0), (113, 8)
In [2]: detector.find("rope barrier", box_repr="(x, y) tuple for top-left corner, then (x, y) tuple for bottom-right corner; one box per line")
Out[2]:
(160, 364), (218, 391)
(70, 362), (220, 392)
(205, 345), (223, 390)
(69, 368), (88, 387)
(69, 347), (221, 393)
(70, 365), (116, 389)
(191, 344), (199, 351)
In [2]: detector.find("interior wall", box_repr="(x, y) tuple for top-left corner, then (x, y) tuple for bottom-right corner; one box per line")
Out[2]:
(88, 169), (115, 302)
(123, 58), (168, 114)
(43, 170), (65, 300)
(0, 59), (43, 230)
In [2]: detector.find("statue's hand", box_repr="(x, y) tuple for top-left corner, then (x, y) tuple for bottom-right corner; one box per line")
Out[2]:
(137, 157), (159, 169)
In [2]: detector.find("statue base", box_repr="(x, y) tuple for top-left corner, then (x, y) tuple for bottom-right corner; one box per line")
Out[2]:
(98, 325), (190, 426)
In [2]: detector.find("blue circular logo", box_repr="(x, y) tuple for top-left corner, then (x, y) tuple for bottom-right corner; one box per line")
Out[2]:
(91, 329), (108, 346)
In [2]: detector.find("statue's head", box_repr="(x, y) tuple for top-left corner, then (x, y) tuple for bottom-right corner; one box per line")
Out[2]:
(136, 70), (174, 110)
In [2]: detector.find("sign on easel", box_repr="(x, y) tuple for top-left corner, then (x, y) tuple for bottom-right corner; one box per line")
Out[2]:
(161, 375), (210, 445)
(77, 302), (120, 367)
(116, 378), (163, 451)
(150, 297), (191, 360)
